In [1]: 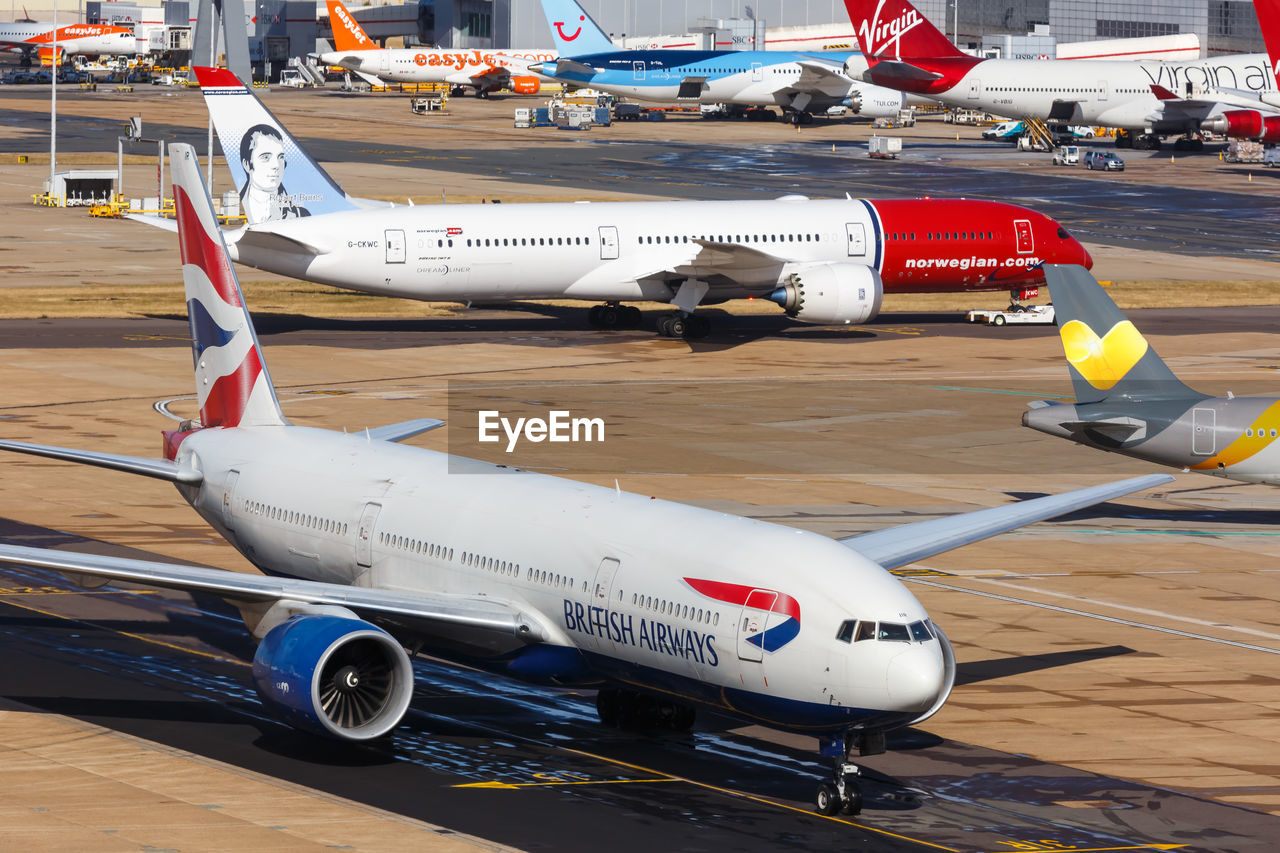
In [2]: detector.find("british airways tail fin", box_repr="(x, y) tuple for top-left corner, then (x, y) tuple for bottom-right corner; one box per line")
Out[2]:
(844, 0), (965, 60)
(194, 66), (365, 223)
(1043, 265), (1199, 404)
(171, 142), (287, 428)
(539, 0), (615, 56)
(326, 0), (381, 52)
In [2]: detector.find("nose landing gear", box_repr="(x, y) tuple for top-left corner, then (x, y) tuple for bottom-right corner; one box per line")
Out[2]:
(816, 763), (863, 816)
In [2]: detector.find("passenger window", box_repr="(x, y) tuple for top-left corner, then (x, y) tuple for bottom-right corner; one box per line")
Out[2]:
(836, 620), (856, 643)
(854, 621), (875, 642)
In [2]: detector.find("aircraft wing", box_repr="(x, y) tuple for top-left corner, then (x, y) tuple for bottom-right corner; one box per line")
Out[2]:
(839, 473), (1173, 570)
(674, 239), (787, 280)
(0, 543), (545, 640)
(366, 418), (445, 443)
(789, 59), (856, 98)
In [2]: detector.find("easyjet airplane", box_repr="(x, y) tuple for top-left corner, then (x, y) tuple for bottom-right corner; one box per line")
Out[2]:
(844, 0), (1278, 150)
(317, 0), (553, 95)
(0, 142), (1170, 815)
(0, 20), (134, 62)
(137, 67), (1091, 339)
(1026, 265), (1280, 485)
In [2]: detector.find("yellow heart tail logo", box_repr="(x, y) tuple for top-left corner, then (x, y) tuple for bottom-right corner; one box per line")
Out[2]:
(1059, 319), (1149, 391)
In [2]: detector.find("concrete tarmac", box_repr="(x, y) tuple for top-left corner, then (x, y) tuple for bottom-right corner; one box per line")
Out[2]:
(2, 82), (1280, 852)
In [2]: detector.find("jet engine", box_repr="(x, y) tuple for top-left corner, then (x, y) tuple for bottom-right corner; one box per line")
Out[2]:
(510, 76), (540, 95)
(1203, 109), (1264, 139)
(252, 614), (415, 740)
(1262, 115), (1280, 144)
(768, 264), (884, 325)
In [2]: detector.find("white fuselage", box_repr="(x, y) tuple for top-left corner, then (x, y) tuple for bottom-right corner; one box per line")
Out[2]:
(0, 23), (136, 56)
(320, 47), (557, 86)
(171, 424), (951, 732)
(231, 197), (882, 302)
(926, 53), (1275, 131)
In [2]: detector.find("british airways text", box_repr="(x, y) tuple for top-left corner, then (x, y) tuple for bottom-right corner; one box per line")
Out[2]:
(563, 600), (720, 666)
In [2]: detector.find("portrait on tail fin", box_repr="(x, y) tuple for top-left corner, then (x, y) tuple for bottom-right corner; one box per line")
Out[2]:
(238, 124), (311, 225)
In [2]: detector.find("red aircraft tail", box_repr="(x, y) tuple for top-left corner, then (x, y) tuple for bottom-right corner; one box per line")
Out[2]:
(844, 0), (965, 60)
(1256, 0), (1280, 84)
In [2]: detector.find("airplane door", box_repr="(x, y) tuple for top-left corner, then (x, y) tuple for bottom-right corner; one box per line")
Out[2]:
(736, 589), (776, 663)
(222, 470), (240, 530)
(751, 62), (763, 82)
(632, 61), (645, 81)
(379, 52), (391, 77)
(355, 502), (381, 568)
(598, 225), (619, 260)
(845, 222), (867, 257)
(385, 229), (406, 264)
(590, 557), (621, 650)
(967, 78), (981, 99)
(1013, 218), (1034, 254)
(1192, 408), (1216, 456)
(1097, 79), (1108, 101)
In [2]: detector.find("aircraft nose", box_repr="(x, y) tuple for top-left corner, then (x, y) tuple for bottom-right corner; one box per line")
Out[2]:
(1078, 242), (1094, 269)
(887, 643), (948, 713)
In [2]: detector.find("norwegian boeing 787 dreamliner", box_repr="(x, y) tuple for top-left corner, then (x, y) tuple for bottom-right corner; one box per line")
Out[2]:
(151, 67), (1091, 338)
(0, 144), (1169, 815)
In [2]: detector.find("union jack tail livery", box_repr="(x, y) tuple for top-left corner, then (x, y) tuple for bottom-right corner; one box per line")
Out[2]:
(845, 0), (964, 60)
(171, 143), (287, 429)
(540, 0), (615, 56)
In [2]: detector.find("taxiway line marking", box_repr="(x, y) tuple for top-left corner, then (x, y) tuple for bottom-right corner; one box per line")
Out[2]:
(907, 578), (1280, 654)
(978, 846), (1184, 852)
(560, 746), (962, 852)
(0, 595), (249, 666)
(453, 777), (677, 789)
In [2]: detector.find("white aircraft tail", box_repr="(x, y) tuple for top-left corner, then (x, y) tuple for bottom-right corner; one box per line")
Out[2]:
(170, 142), (287, 428)
(193, 66), (363, 223)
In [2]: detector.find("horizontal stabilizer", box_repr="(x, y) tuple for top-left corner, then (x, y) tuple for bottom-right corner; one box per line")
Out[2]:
(840, 473), (1173, 570)
(0, 439), (203, 484)
(1062, 416), (1146, 441)
(234, 225), (331, 257)
(1150, 84), (1179, 100)
(868, 59), (944, 83)
(0, 543), (543, 640)
(366, 418), (446, 443)
(125, 213), (179, 232)
(553, 58), (599, 76)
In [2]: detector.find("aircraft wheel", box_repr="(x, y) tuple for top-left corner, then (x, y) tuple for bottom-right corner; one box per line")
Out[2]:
(596, 688), (620, 725)
(622, 306), (643, 328)
(841, 783), (863, 815)
(588, 305), (603, 326)
(667, 315), (687, 338)
(598, 305), (621, 328)
(815, 783), (840, 816)
(800, 111), (814, 125)
(657, 315), (673, 337)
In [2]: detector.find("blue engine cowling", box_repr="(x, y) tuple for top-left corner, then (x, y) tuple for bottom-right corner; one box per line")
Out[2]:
(252, 615), (415, 740)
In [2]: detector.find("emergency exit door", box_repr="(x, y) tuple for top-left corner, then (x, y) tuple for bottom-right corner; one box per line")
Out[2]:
(385, 229), (406, 263)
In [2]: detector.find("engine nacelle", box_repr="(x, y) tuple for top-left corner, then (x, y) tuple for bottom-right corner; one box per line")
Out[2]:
(769, 263), (883, 325)
(252, 615), (414, 740)
(510, 75), (540, 95)
(1261, 115), (1280, 144)
(1203, 109), (1264, 139)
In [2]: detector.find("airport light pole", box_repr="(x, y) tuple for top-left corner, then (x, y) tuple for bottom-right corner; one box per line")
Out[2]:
(50, 0), (57, 184)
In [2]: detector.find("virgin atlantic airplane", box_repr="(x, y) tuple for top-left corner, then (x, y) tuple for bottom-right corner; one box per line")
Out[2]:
(0, 142), (1168, 815)
(138, 68), (1091, 338)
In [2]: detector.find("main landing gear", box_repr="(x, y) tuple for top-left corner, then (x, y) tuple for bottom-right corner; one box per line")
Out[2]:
(785, 110), (815, 126)
(587, 303), (642, 329)
(596, 687), (696, 731)
(656, 312), (710, 339)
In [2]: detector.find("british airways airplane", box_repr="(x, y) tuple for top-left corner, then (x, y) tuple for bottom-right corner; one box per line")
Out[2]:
(527, 0), (908, 124)
(134, 68), (1091, 339)
(0, 142), (1170, 816)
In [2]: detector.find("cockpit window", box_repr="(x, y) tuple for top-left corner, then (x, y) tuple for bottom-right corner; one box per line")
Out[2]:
(877, 622), (910, 642)
(909, 620), (933, 642)
(836, 620), (856, 643)
(855, 620), (876, 642)
(1057, 226), (1071, 239)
